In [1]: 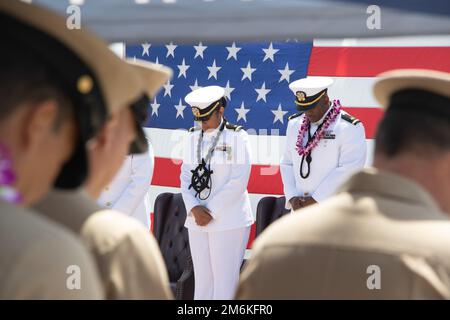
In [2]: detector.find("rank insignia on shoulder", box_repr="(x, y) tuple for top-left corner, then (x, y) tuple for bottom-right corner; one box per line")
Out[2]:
(188, 126), (200, 133)
(288, 112), (303, 121)
(323, 130), (336, 139)
(225, 122), (242, 131)
(341, 111), (361, 125)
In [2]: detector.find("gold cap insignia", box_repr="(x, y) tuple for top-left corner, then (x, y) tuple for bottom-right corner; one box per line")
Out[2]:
(77, 75), (93, 94)
(296, 91), (306, 102)
(192, 107), (201, 117)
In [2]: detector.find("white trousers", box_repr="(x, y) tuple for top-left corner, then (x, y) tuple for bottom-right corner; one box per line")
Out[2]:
(188, 226), (251, 300)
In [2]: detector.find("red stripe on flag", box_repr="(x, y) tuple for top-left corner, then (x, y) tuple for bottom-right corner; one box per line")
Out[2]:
(308, 47), (450, 77)
(151, 157), (181, 188)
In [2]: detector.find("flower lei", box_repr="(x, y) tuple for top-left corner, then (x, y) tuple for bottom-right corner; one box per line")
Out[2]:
(295, 100), (342, 157)
(0, 144), (22, 204)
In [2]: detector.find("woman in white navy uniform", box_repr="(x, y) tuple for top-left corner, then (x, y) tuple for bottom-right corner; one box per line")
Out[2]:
(181, 86), (254, 300)
(281, 76), (367, 211)
(97, 138), (154, 229)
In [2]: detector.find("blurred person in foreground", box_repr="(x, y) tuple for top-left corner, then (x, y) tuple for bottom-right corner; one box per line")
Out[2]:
(236, 69), (450, 299)
(35, 61), (174, 299)
(6, 0), (176, 299)
(97, 138), (155, 229)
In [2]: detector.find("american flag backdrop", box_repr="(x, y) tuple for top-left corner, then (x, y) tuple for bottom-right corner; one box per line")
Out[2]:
(126, 38), (450, 246)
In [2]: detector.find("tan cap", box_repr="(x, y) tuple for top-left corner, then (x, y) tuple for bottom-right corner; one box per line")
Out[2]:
(0, 1), (170, 188)
(374, 69), (450, 109)
(0, 1), (172, 114)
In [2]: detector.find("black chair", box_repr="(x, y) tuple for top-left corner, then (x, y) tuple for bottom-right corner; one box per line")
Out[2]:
(153, 193), (194, 300)
(255, 196), (290, 238)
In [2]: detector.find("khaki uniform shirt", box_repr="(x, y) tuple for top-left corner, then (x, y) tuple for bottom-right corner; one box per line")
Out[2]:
(237, 168), (450, 299)
(34, 190), (173, 299)
(0, 201), (103, 299)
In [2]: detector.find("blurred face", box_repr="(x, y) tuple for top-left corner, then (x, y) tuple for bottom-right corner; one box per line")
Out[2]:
(8, 100), (76, 206)
(84, 106), (137, 198)
(304, 94), (330, 123)
(200, 107), (224, 131)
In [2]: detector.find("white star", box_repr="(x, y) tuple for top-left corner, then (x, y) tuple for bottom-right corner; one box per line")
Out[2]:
(165, 42), (177, 58)
(177, 58), (190, 78)
(132, 56), (137, 62)
(271, 104), (288, 124)
(174, 99), (187, 119)
(235, 102), (250, 122)
(189, 79), (202, 91)
(241, 61), (257, 82)
(194, 42), (207, 59)
(226, 42), (241, 61)
(163, 80), (174, 97)
(262, 42), (279, 62)
(278, 62), (295, 83)
(150, 98), (160, 116)
(223, 80), (235, 100)
(207, 60), (221, 80)
(255, 82), (271, 102)
(141, 42), (151, 56)
(154, 57), (161, 66)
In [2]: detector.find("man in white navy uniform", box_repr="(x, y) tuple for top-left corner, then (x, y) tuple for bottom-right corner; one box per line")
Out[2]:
(98, 138), (154, 229)
(181, 86), (254, 300)
(281, 77), (367, 210)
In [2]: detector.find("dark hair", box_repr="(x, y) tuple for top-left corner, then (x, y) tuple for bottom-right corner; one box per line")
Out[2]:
(220, 97), (227, 109)
(375, 89), (450, 157)
(0, 42), (73, 131)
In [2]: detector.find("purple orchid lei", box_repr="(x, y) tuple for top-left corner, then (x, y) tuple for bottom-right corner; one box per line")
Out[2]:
(295, 100), (342, 157)
(0, 143), (22, 204)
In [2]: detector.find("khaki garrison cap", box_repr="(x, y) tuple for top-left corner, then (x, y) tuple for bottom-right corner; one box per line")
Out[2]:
(374, 69), (450, 108)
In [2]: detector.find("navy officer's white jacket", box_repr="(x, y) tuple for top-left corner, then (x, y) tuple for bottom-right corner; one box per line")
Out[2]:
(97, 143), (154, 229)
(181, 121), (254, 232)
(280, 108), (367, 208)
